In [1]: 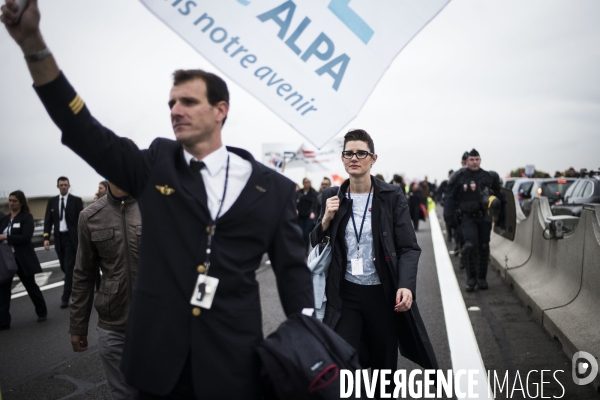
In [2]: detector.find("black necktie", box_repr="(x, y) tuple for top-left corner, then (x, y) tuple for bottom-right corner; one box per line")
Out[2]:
(190, 160), (206, 173)
(60, 197), (65, 221)
(190, 160), (208, 206)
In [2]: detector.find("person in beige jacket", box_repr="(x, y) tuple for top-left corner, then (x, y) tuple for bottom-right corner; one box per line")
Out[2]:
(69, 182), (141, 400)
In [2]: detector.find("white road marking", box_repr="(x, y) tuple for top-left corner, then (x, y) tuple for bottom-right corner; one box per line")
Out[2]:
(11, 280), (64, 300)
(35, 245), (55, 251)
(430, 211), (494, 399)
(12, 272), (53, 293)
(41, 260), (60, 269)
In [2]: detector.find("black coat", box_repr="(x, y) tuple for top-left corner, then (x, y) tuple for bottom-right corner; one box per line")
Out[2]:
(43, 194), (83, 253)
(0, 212), (42, 276)
(408, 189), (425, 220)
(35, 72), (314, 399)
(310, 177), (438, 370)
(296, 187), (318, 218)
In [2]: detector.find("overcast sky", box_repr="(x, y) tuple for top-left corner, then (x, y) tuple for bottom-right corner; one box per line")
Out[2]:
(1, 0), (599, 198)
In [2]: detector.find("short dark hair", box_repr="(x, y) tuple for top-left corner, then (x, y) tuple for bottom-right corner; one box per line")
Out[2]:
(57, 176), (69, 185)
(99, 181), (108, 189)
(343, 129), (374, 153)
(322, 177), (331, 183)
(9, 190), (30, 214)
(172, 69), (230, 125)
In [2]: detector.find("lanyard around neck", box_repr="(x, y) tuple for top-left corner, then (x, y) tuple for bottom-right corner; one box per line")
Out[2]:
(347, 181), (373, 258)
(203, 154), (230, 275)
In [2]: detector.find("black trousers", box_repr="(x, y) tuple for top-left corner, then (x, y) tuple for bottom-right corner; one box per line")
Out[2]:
(336, 280), (398, 397)
(297, 216), (314, 252)
(58, 232), (76, 303)
(461, 215), (492, 279)
(0, 258), (47, 328)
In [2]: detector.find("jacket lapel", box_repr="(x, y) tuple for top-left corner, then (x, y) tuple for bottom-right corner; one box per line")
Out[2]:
(0, 215), (8, 232)
(372, 186), (382, 267)
(53, 196), (60, 226)
(331, 182), (350, 246)
(216, 147), (267, 223)
(218, 166), (267, 223)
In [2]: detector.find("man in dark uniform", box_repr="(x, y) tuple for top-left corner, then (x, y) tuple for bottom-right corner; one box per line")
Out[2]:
(445, 151), (469, 261)
(43, 176), (83, 308)
(2, 2), (313, 398)
(445, 149), (501, 292)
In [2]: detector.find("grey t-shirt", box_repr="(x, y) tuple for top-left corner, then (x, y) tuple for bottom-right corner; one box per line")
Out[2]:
(344, 193), (381, 285)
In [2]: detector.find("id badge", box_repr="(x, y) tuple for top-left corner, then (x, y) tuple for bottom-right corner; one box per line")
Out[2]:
(190, 274), (219, 309)
(351, 258), (364, 275)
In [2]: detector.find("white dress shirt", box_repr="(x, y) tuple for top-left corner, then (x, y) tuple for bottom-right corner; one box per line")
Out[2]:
(59, 193), (69, 232)
(184, 145), (252, 220)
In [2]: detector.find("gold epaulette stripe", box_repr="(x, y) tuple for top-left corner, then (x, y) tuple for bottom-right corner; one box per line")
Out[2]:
(69, 94), (85, 115)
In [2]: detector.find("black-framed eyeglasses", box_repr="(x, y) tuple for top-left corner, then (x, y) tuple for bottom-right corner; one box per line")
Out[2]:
(342, 150), (373, 159)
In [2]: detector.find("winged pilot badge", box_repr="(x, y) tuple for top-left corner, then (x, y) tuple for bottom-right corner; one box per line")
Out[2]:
(155, 185), (175, 196)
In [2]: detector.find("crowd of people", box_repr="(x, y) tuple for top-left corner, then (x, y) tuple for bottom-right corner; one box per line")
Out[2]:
(0, 2), (508, 399)
(296, 173), (442, 240)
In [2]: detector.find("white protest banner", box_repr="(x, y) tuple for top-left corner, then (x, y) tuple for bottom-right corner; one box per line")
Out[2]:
(297, 138), (344, 172)
(140, 0), (451, 148)
(262, 143), (301, 172)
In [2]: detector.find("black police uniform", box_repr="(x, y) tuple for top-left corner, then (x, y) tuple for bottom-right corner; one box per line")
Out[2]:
(445, 166), (501, 291)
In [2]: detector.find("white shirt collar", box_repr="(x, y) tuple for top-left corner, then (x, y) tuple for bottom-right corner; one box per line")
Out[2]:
(183, 145), (228, 177)
(61, 193), (70, 201)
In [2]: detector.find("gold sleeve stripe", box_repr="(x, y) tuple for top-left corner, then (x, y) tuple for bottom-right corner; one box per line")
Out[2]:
(69, 94), (85, 115)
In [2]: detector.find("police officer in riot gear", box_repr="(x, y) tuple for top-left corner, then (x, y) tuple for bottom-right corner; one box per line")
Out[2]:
(445, 149), (501, 291)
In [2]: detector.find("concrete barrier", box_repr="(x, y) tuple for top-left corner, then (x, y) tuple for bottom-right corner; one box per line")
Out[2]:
(543, 204), (600, 390)
(505, 198), (584, 323)
(490, 199), (599, 390)
(489, 190), (534, 278)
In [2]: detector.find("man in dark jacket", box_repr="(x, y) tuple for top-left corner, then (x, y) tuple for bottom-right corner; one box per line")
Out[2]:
(43, 176), (83, 308)
(70, 182), (141, 400)
(445, 149), (501, 291)
(3, 5), (313, 398)
(313, 177), (331, 220)
(296, 178), (318, 251)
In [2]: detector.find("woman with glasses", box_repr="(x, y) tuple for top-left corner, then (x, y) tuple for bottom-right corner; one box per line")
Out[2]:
(0, 191), (48, 330)
(310, 129), (438, 391)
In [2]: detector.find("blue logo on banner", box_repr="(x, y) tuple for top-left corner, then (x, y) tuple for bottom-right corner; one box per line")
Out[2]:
(328, 0), (373, 44)
(238, 0), (374, 44)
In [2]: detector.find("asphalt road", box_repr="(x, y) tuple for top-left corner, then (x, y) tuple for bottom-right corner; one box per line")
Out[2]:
(1, 220), (598, 399)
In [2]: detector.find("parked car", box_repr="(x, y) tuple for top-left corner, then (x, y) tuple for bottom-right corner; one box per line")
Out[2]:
(504, 178), (518, 190)
(521, 178), (576, 216)
(504, 178), (536, 206)
(552, 176), (600, 217)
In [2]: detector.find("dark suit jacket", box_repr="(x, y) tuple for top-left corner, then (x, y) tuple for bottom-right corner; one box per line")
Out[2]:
(310, 177), (438, 370)
(0, 213), (42, 276)
(43, 194), (83, 253)
(35, 72), (314, 399)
